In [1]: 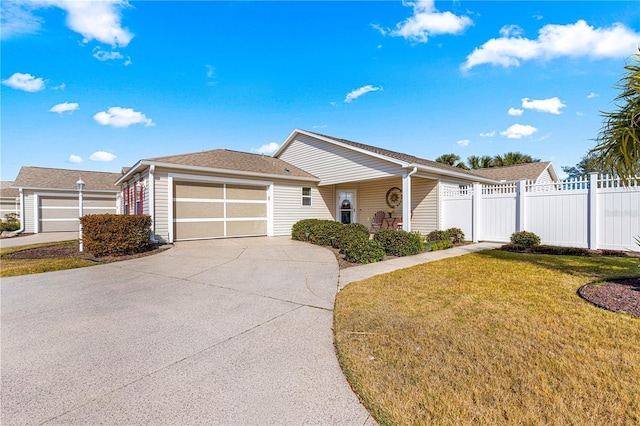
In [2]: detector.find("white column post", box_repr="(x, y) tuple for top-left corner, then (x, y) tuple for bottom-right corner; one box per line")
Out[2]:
(472, 182), (481, 243)
(588, 172), (598, 250)
(77, 178), (85, 252)
(402, 171), (412, 231)
(516, 180), (526, 232)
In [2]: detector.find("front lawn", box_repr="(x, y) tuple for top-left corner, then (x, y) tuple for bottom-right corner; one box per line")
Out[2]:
(334, 251), (640, 425)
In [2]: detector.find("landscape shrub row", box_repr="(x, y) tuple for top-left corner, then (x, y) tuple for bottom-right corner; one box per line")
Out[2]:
(425, 227), (465, 244)
(81, 214), (152, 257)
(1, 213), (20, 232)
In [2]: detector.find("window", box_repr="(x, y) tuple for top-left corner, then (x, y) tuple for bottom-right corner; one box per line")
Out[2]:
(302, 187), (311, 206)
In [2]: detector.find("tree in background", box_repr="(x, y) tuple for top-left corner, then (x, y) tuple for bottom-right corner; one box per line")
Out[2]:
(435, 153), (469, 169)
(467, 155), (494, 170)
(591, 49), (640, 182)
(561, 152), (613, 179)
(492, 152), (541, 167)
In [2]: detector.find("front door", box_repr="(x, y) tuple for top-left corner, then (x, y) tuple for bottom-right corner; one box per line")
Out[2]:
(337, 190), (356, 224)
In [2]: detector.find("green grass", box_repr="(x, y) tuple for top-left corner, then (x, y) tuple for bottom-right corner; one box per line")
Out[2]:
(334, 251), (640, 426)
(0, 240), (96, 277)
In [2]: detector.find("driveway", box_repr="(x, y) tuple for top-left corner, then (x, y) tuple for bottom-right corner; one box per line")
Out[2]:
(1, 237), (376, 425)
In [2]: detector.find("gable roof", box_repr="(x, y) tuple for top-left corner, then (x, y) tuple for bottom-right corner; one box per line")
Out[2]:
(117, 149), (318, 185)
(0, 181), (19, 198)
(13, 167), (122, 192)
(276, 129), (499, 183)
(468, 162), (557, 182)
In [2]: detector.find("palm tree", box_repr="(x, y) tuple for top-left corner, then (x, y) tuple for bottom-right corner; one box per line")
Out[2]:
(467, 155), (494, 169)
(493, 152), (540, 167)
(435, 153), (469, 169)
(562, 152), (613, 179)
(591, 49), (640, 182)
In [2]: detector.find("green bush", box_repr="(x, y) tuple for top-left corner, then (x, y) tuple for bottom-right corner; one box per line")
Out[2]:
(500, 244), (528, 252)
(427, 239), (453, 251)
(309, 220), (344, 246)
(426, 230), (449, 242)
(341, 238), (385, 264)
(291, 219), (320, 241)
(1, 213), (20, 232)
(373, 229), (423, 257)
(335, 223), (370, 249)
(445, 227), (465, 244)
(510, 231), (541, 248)
(529, 245), (591, 256)
(81, 214), (152, 257)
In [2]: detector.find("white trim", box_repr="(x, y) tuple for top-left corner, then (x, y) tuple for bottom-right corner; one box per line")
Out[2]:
(40, 206), (115, 210)
(34, 193), (39, 233)
(41, 218), (78, 222)
(336, 189), (357, 224)
(149, 165), (156, 240)
(17, 187), (118, 194)
(174, 198), (267, 204)
(175, 217), (267, 223)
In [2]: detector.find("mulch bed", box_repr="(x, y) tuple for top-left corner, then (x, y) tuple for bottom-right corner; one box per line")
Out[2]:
(4, 241), (170, 264)
(579, 278), (640, 317)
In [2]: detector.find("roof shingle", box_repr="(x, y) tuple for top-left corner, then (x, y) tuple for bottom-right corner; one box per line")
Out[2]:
(146, 149), (317, 179)
(467, 162), (551, 181)
(13, 167), (122, 191)
(0, 181), (19, 198)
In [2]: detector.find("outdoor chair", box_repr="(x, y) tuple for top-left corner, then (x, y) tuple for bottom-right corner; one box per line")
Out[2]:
(370, 210), (386, 232)
(396, 211), (413, 231)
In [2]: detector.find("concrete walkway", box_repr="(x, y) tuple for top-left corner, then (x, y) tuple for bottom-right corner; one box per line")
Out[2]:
(339, 242), (503, 289)
(0, 231), (79, 248)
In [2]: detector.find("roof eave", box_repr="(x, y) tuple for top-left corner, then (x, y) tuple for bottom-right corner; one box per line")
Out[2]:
(14, 186), (119, 193)
(408, 164), (499, 184)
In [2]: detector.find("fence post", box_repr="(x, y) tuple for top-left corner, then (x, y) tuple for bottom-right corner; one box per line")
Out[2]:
(472, 182), (481, 242)
(588, 173), (598, 250)
(516, 180), (526, 232)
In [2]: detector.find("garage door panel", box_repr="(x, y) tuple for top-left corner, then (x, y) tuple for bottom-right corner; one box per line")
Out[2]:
(175, 182), (223, 199)
(174, 202), (224, 218)
(41, 221), (78, 232)
(175, 222), (224, 239)
(41, 197), (77, 207)
(84, 199), (116, 208)
(227, 220), (267, 237)
(85, 208), (117, 215)
(226, 203), (266, 218)
(226, 185), (266, 201)
(41, 208), (79, 219)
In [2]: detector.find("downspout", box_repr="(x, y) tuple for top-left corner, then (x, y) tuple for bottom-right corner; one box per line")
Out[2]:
(16, 188), (25, 234)
(149, 165), (156, 242)
(402, 167), (418, 231)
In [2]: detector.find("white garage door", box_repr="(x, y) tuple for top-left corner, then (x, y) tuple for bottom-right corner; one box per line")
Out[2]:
(39, 196), (116, 232)
(173, 181), (268, 241)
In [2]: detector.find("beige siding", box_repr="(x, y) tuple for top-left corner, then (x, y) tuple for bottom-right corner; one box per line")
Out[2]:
(411, 178), (438, 234)
(535, 169), (554, 185)
(278, 134), (402, 186)
(0, 197), (19, 219)
(24, 192), (35, 233)
(272, 183), (333, 236)
(154, 170), (170, 242)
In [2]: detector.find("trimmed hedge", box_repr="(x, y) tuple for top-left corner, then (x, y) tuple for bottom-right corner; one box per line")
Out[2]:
(291, 219), (320, 241)
(335, 223), (370, 249)
(341, 238), (385, 264)
(425, 239), (453, 251)
(81, 214), (152, 257)
(1, 213), (20, 232)
(373, 229), (423, 257)
(510, 231), (541, 248)
(445, 227), (465, 244)
(291, 219), (344, 246)
(426, 230), (449, 242)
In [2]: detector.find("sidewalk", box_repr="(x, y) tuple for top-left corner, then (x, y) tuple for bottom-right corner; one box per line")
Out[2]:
(338, 242), (503, 290)
(0, 232), (79, 248)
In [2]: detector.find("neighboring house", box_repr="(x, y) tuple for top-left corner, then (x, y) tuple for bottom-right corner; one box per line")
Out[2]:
(13, 167), (121, 233)
(0, 181), (20, 221)
(469, 161), (559, 184)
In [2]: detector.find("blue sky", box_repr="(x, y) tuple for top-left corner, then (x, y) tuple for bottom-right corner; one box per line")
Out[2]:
(2, 1), (639, 181)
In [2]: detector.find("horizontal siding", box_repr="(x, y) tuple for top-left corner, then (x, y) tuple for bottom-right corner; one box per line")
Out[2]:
(154, 170), (169, 242)
(278, 134), (401, 186)
(273, 183), (333, 236)
(412, 178), (438, 234)
(24, 193), (34, 233)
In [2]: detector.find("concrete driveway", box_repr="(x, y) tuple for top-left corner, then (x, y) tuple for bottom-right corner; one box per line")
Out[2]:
(1, 237), (376, 425)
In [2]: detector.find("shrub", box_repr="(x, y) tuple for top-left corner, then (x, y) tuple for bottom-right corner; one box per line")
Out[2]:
(341, 238), (385, 264)
(291, 219), (320, 241)
(500, 244), (528, 252)
(426, 230), (449, 242)
(309, 220), (344, 246)
(81, 214), (152, 257)
(1, 213), (20, 232)
(510, 231), (541, 248)
(335, 223), (370, 249)
(373, 229), (423, 257)
(529, 245), (591, 256)
(428, 239), (453, 251)
(445, 227), (465, 244)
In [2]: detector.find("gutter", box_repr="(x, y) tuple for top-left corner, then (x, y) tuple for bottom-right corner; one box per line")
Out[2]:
(16, 188), (25, 234)
(409, 163), (498, 184)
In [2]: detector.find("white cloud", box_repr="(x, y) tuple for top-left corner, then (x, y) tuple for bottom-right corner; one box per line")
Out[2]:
(587, 92), (599, 99)
(508, 107), (524, 116)
(67, 154), (83, 163)
(521, 97), (566, 114)
(312, 125), (327, 129)
(52, 83), (66, 90)
(93, 107), (155, 128)
(205, 64), (216, 86)
(500, 124), (538, 139)
(93, 48), (123, 61)
(0, 2), (43, 40)
(480, 131), (496, 138)
(462, 20), (640, 70)
(89, 151), (117, 162)
(389, 0), (473, 43)
(456, 139), (470, 147)
(251, 142), (280, 155)
(49, 102), (79, 114)
(2, 72), (45, 92)
(344, 85), (382, 103)
(576, 111), (584, 116)
(123, 57), (132, 66)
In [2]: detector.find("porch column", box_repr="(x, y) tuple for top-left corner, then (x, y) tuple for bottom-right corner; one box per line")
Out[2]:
(402, 170), (413, 231)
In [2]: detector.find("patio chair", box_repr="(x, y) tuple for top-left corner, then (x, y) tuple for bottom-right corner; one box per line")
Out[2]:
(396, 211), (413, 231)
(370, 210), (386, 232)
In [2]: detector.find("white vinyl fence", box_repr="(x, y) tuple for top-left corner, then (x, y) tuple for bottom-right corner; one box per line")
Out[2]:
(441, 173), (640, 252)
